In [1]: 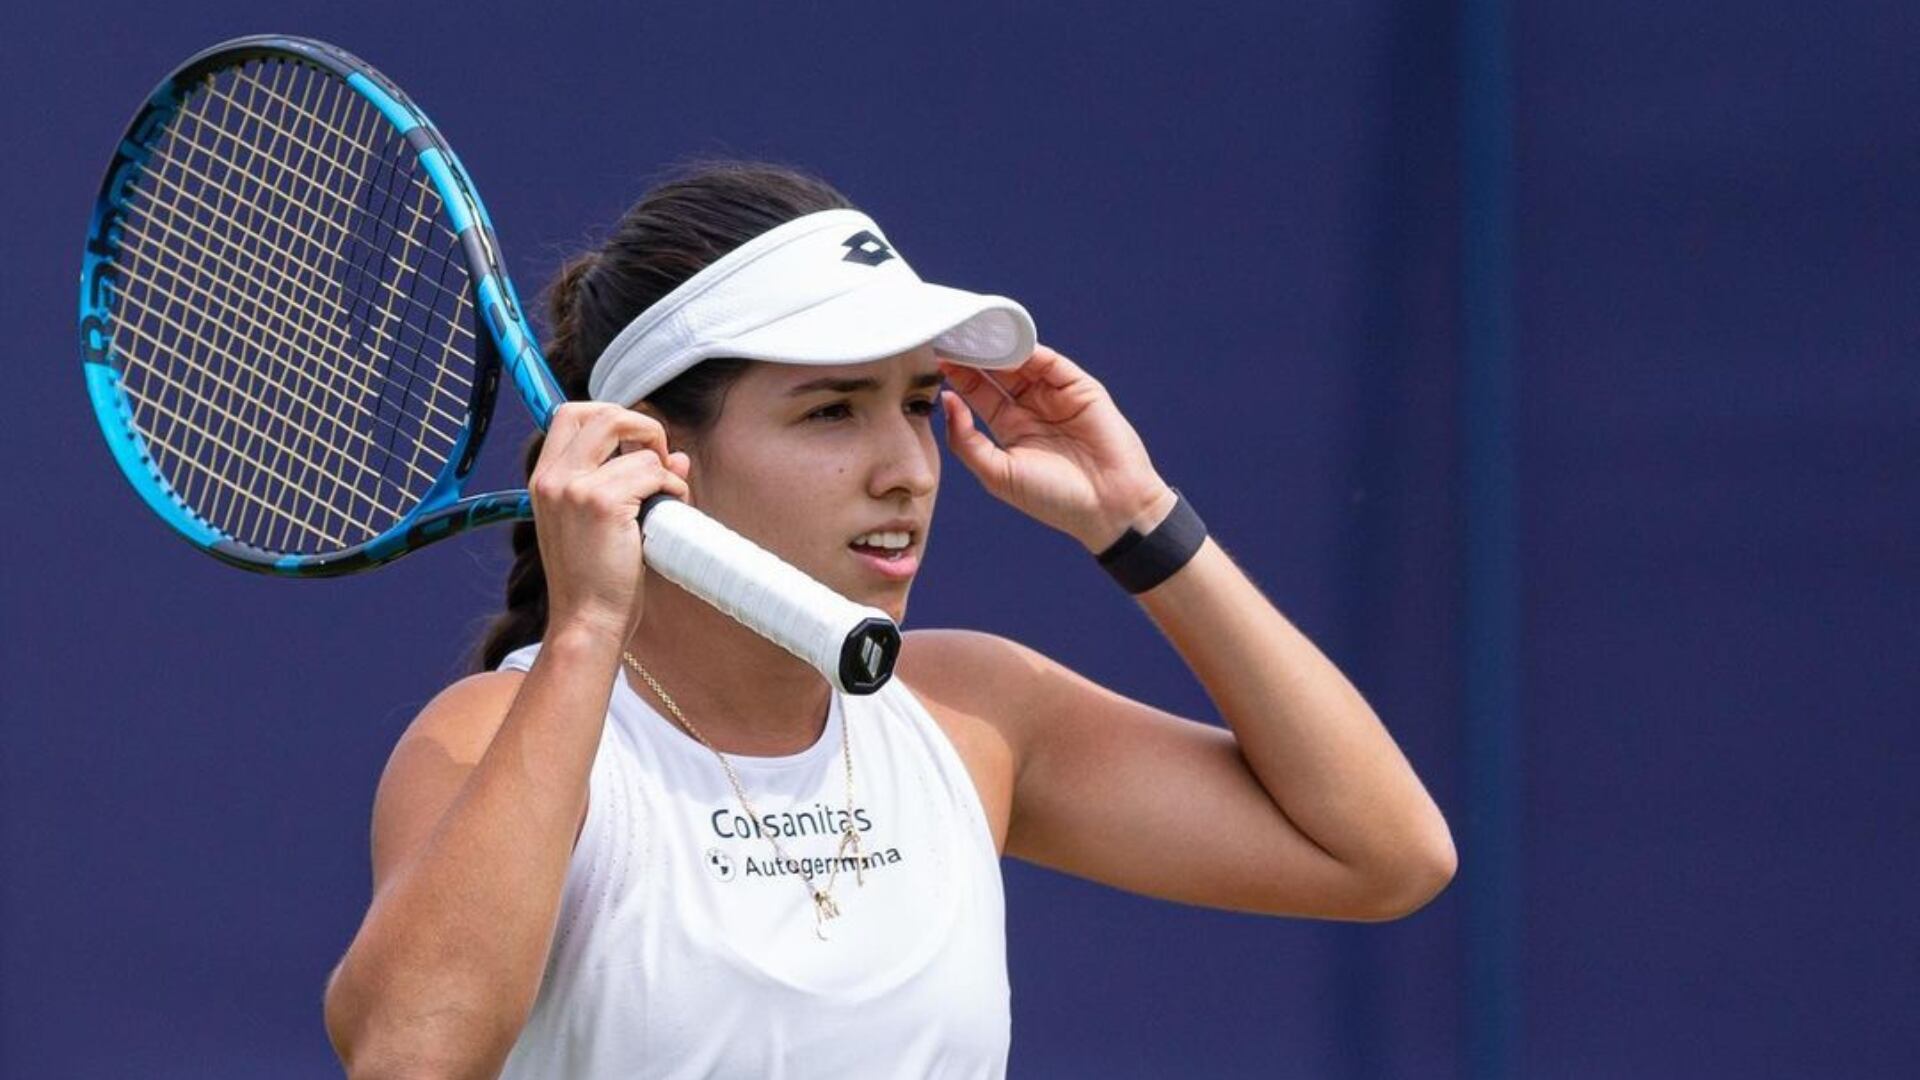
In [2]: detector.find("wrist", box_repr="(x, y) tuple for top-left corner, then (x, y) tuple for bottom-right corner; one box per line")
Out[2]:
(545, 613), (633, 659)
(1081, 482), (1179, 555)
(1092, 486), (1208, 594)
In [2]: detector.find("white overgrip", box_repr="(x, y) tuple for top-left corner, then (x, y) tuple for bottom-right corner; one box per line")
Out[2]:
(638, 498), (898, 694)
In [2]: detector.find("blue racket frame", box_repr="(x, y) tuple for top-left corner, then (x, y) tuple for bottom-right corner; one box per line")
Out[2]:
(80, 35), (564, 577)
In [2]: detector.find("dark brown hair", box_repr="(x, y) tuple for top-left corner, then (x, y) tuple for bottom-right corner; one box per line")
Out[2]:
(470, 161), (856, 671)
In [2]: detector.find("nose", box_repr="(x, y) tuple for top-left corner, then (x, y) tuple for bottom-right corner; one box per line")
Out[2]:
(866, 407), (939, 501)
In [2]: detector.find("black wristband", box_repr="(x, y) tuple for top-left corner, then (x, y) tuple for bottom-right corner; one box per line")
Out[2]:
(1095, 488), (1207, 594)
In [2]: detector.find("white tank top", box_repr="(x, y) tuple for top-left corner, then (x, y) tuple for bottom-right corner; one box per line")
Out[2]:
(492, 642), (1010, 1079)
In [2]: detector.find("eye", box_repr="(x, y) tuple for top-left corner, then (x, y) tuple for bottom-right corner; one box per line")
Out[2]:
(805, 399), (940, 422)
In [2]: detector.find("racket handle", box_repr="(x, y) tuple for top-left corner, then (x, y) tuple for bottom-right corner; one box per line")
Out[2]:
(636, 495), (901, 695)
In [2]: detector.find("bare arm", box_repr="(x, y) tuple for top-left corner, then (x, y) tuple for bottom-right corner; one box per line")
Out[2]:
(323, 626), (622, 1078)
(1029, 500), (1452, 918)
(911, 531), (1456, 923)
(936, 346), (1453, 920)
(324, 403), (692, 1078)
(1124, 522), (1456, 913)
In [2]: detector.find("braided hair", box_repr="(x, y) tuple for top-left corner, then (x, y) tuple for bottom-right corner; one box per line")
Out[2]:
(470, 161), (856, 672)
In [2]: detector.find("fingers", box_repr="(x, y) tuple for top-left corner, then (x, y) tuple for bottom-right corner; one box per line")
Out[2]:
(531, 445), (690, 518)
(539, 399), (595, 467)
(529, 408), (687, 642)
(942, 343), (1079, 392)
(941, 358), (1022, 398)
(941, 363), (1022, 429)
(535, 402), (678, 484)
(941, 344), (1097, 429)
(582, 448), (692, 508)
(940, 387), (1009, 485)
(1014, 344), (1092, 388)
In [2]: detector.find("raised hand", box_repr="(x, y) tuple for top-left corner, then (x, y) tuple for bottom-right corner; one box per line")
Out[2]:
(939, 344), (1175, 553)
(528, 403), (693, 645)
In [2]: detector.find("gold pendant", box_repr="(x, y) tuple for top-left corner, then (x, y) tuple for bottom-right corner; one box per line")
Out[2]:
(813, 891), (841, 940)
(838, 826), (867, 887)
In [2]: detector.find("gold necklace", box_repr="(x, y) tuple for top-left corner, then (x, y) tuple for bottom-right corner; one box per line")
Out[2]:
(621, 651), (866, 940)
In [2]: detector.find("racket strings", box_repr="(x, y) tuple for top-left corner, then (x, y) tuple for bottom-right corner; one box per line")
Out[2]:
(124, 63), (416, 547)
(168, 76), (482, 320)
(113, 217), (455, 474)
(120, 141), (477, 396)
(120, 61), (395, 546)
(165, 64), (474, 420)
(116, 155), (473, 453)
(357, 135), (473, 498)
(108, 57), (479, 555)
(109, 319), (428, 538)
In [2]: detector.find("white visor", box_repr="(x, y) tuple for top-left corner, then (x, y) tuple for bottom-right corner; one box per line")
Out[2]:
(587, 208), (1037, 407)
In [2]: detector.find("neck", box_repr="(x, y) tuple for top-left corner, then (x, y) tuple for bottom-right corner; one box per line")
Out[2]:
(621, 570), (834, 756)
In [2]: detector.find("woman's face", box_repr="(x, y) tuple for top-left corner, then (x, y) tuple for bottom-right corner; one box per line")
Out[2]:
(677, 344), (945, 622)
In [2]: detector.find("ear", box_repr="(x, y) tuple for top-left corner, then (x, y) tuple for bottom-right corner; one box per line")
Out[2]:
(633, 401), (705, 479)
(632, 401), (686, 447)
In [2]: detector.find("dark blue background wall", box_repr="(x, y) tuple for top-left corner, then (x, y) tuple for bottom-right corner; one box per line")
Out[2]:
(3, 3), (1913, 1077)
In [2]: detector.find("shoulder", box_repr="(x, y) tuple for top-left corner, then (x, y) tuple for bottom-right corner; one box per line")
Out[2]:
(367, 669), (528, 889)
(896, 628), (1061, 743)
(399, 669), (529, 763)
(898, 628), (1044, 707)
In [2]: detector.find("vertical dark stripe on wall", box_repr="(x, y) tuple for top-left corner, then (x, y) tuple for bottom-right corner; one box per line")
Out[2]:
(1459, 0), (1523, 1077)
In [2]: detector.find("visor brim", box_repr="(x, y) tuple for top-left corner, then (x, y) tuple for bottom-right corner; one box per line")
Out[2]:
(715, 278), (1035, 370)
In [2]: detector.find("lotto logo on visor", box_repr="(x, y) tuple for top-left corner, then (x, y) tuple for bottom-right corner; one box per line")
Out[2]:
(841, 229), (895, 266)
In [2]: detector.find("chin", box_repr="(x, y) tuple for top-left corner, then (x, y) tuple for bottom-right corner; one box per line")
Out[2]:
(854, 580), (910, 623)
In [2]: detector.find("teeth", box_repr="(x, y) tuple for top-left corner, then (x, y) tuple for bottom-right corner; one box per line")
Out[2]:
(851, 530), (911, 550)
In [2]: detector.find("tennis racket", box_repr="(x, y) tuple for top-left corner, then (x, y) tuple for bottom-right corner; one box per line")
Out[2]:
(78, 34), (900, 694)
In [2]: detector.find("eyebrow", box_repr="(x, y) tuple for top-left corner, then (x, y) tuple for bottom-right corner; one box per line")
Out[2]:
(784, 371), (946, 397)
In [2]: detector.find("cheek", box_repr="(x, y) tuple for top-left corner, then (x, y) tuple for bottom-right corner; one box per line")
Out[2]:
(699, 423), (940, 526)
(724, 442), (844, 518)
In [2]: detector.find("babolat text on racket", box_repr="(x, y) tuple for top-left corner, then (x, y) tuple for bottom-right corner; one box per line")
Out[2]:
(78, 34), (899, 693)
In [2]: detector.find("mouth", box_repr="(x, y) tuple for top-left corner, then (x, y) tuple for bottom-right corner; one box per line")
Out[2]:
(847, 528), (920, 582)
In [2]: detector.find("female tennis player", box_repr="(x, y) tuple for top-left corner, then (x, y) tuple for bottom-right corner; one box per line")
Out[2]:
(322, 162), (1455, 1078)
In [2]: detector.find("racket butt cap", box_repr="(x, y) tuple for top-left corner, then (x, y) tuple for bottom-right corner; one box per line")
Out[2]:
(839, 618), (901, 695)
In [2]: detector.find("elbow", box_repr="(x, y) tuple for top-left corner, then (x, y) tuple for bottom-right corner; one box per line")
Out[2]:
(325, 964), (410, 1080)
(1403, 841), (1459, 917)
(325, 958), (517, 1080)
(1366, 833), (1458, 922)
(330, 1025), (504, 1080)
(324, 961), (366, 1077)
(329, 1023), (516, 1080)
